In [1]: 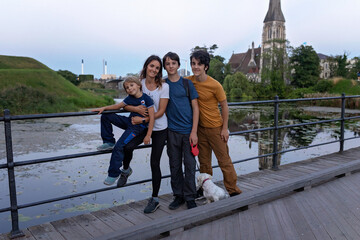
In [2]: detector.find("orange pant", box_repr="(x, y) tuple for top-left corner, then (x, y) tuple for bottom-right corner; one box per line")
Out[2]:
(197, 125), (242, 194)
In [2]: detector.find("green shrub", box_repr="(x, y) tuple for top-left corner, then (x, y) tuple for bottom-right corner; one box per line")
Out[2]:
(313, 79), (333, 93)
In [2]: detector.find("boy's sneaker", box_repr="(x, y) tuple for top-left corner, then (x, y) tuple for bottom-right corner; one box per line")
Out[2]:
(117, 167), (133, 187)
(186, 200), (197, 209)
(103, 176), (119, 185)
(97, 142), (115, 151)
(168, 196), (185, 210)
(144, 198), (160, 214)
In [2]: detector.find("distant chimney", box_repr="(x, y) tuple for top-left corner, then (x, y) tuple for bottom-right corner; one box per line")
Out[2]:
(81, 59), (84, 74)
(105, 61), (108, 75)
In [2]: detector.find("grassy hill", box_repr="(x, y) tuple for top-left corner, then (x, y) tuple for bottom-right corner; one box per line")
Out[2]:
(329, 78), (360, 95)
(0, 55), (113, 116)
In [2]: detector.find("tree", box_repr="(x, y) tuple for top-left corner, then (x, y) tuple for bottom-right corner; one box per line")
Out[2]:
(223, 72), (253, 100)
(347, 57), (360, 79)
(57, 70), (78, 85)
(335, 53), (348, 77)
(260, 39), (290, 98)
(290, 45), (320, 88)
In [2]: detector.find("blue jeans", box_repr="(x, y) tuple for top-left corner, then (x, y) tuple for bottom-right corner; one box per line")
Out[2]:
(100, 113), (146, 177)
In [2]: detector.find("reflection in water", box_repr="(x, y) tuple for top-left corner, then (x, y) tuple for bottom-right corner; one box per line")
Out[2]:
(229, 106), (360, 170)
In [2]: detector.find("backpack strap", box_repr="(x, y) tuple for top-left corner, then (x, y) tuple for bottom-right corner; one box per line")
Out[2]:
(182, 78), (191, 104)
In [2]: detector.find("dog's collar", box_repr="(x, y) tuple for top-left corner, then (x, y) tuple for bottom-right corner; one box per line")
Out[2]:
(202, 178), (210, 184)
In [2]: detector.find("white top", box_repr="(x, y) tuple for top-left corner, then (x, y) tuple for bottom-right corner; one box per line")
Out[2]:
(141, 79), (169, 131)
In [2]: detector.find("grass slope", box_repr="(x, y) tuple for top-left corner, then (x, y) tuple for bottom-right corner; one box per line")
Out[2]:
(0, 55), (113, 115)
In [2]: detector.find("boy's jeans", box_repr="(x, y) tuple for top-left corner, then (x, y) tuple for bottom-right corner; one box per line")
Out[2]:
(100, 113), (146, 177)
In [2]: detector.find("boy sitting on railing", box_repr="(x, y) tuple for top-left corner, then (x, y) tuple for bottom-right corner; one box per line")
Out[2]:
(92, 77), (154, 185)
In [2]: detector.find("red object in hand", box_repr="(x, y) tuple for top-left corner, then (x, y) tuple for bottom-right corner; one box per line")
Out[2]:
(191, 144), (199, 156)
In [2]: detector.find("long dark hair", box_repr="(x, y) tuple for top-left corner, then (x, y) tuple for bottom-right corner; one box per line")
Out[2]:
(140, 55), (163, 88)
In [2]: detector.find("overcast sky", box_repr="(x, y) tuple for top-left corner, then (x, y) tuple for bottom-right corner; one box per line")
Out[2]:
(1, 0), (359, 78)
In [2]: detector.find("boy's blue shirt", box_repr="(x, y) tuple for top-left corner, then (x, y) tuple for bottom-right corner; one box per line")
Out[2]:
(166, 77), (198, 134)
(123, 93), (154, 127)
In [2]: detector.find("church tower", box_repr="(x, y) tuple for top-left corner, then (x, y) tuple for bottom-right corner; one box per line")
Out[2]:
(260, 0), (286, 74)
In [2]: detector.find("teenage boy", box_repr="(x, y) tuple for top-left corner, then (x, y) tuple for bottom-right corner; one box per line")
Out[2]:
(163, 52), (199, 209)
(186, 50), (242, 196)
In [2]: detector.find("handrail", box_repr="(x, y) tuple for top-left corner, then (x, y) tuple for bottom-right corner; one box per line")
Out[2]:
(2, 94), (360, 238)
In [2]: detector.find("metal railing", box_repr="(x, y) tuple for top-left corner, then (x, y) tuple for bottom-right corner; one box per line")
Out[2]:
(1, 94), (360, 238)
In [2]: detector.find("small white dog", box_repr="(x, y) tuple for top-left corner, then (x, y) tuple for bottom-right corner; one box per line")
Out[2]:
(196, 173), (229, 203)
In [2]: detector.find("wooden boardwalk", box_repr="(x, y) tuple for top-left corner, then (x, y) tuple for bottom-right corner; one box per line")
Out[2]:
(2, 146), (360, 240)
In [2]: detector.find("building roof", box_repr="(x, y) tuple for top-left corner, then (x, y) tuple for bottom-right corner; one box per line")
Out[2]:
(264, 0), (285, 22)
(229, 47), (261, 74)
(317, 53), (329, 60)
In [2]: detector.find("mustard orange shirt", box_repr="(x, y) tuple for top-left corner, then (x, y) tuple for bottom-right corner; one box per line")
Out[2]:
(186, 75), (226, 128)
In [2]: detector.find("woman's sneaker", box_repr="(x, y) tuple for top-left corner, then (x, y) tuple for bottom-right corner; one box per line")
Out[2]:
(144, 198), (160, 214)
(117, 167), (133, 187)
(97, 142), (115, 151)
(103, 176), (119, 185)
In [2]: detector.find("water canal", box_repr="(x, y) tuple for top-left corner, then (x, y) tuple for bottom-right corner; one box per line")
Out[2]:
(0, 104), (359, 234)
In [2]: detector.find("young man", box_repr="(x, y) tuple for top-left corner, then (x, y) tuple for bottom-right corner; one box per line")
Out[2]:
(186, 50), (242, 196)
(163, 52), (199, 209)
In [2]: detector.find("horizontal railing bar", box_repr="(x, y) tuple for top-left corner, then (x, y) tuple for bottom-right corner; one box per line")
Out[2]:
(345, 95), (360, 99)
(0, 206), (11, 214)
(2, 95), (360, 122)
(345, 116), (360, 120)
(0, 110), (125, 122)
(9, 144), (153, 168)
(343, 136), (360, 141)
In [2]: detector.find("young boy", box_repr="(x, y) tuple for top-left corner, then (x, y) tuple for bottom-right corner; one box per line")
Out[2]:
(163, 52), (199, 209)
(186, 50), (242, 197)
(92, 77), (155, 186)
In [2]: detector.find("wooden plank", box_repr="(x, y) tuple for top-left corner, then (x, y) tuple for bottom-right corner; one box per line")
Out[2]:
(224, 213), (241, 239)
(250, 206), (270, 240)
(327, 179), (360, 221)
(316, 183), (360, 236)
(209, 216), (227, 239)
(262, 203), (286, 240)
(110, 203), (152, 224)
(28, 223), (66, 240)
(98, 159), (360, 240)
(271, 199), (301, 240)
(91, 208), (134, 230)
(290, 166), (315, 174)
(51, 218), (93, 240)
(301, 189), (345, 239)
(71, 213), (114, 238)
(0, 229), (36, 240)
(238, 209), (256, 240)
(283, 197), (316, 240)
(127, 200), (170, 219)
(291, 193), (331, 240)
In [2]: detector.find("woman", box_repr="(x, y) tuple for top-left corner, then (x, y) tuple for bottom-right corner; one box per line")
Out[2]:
(119, 55), (169, 214)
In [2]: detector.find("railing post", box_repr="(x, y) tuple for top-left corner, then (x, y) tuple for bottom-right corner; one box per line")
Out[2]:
(4, 109), (24, 238)
(272, 96), (279, 170)
(340, 93), (346, 152)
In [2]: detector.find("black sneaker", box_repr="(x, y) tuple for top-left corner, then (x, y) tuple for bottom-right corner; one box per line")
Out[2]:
(117, 167), (132, 187)
(230, 192), (241, 197)
(195, 187), (204, 200)
(144, 198), (160, 214)
(168, 196), (185, 210)
(186, 200), (197, 209)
